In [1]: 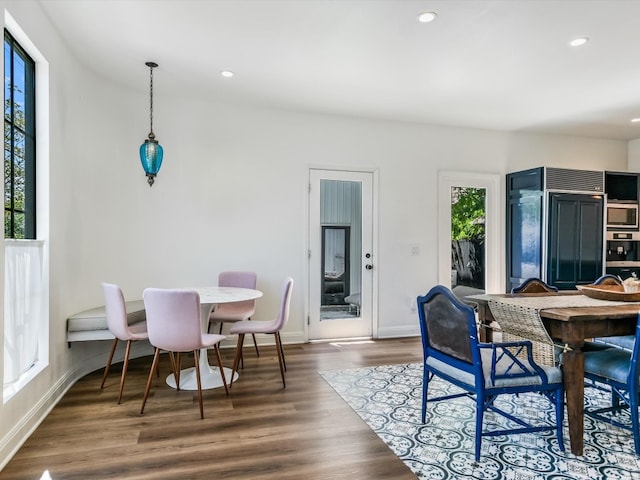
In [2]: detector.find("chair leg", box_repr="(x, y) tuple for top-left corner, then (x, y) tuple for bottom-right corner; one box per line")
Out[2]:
(219, 323), (224, 335)
(230, 334), (245, 389)
(140, 347), (161, 415)
(193, 350), (204, 419)
(276, 331), (286, 371)
(213, 345), (229, 395)
(100, 338), (119, 389)
(252, 333), (260, 357)
(117, 340), (133, 404)
(274, 332), (286, 388)
(421, 369), (428, 423)
(474, 394), (485, 461)
(175, 352), (182, 391)
(555, 386), (565, 452)
(629, 388), (640, 456)
(168, 352), (177, 379)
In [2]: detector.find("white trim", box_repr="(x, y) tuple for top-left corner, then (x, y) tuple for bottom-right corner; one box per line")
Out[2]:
(438, 171), (503, 294)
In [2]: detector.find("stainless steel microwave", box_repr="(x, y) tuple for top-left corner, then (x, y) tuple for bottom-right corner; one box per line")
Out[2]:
(607, 203), (639, 229)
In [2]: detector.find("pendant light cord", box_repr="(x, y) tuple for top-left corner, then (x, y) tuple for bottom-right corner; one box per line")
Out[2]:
(149, 64), (154, 136)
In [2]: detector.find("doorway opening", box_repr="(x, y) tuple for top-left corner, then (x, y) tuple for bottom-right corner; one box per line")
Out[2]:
(451, 186), (486, 297)
(438, 171), (501, 295)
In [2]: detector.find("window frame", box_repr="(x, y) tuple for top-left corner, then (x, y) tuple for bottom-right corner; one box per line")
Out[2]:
(4, 29), (36, 240)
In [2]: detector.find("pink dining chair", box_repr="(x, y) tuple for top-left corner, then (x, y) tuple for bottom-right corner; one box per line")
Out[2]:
(208, 271), (260, 357)
(141, 288), (228, 419)
(230, 277), (293, 388)
(100, 283), (149, 404)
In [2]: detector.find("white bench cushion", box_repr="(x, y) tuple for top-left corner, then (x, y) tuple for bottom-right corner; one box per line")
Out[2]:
(66, 300), (145, 342)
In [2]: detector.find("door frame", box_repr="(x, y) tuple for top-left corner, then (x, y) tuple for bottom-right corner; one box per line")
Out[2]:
(305, 166), (379, 341)
(437, 171), (503, 294)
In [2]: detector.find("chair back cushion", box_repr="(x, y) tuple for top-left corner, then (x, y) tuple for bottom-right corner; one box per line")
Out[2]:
(143, 288), (202, 351)
(418, 286), (474, 364)
(219, 271), (257, 289)
(593, 274), (623, 286)
(216, 271), (258, 316)
(102, 283), (130, 340)
(511, 278), (558, 294)
(584, 311), (640, 386)
(272, 277), (294, 331)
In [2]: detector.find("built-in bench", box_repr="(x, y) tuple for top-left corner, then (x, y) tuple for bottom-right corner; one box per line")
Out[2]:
(66, 300), (146, 345)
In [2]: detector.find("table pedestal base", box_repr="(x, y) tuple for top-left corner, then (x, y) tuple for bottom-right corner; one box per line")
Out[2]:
(165, 365), (238, 390)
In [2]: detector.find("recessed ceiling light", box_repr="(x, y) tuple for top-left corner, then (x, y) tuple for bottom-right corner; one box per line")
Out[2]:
(220, 70), (234, 78)
(569, 37), (589, 47)
(417, 12), (437, 23)
(631, 118), (640, 123)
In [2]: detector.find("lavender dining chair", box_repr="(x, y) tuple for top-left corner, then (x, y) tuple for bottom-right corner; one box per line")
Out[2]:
(100, 283), (149, 404)
(208, 271), (260, 357)
(141, 288), (228, 419)
(230, 277), (293, 388)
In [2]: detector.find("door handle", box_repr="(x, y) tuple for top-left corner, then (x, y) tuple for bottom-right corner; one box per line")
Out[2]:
(365, 264), (373, 270)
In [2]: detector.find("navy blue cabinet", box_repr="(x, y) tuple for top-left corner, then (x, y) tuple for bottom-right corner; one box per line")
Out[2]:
(506, 168), (543, 292)
(547, 193), (603, 289)
(506, 168), (604, 292)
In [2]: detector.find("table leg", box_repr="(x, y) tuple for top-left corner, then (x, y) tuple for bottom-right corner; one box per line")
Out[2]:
(165, 302), (239, 390)
(476, 302), (493, 343)
(562, 348), (584, 456)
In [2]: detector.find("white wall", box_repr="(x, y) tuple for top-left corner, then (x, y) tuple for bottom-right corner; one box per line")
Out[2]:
(0, 0), (631, 469)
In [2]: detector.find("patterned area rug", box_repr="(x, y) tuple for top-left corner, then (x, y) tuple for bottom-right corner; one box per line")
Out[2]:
(320, 363), (640, 479)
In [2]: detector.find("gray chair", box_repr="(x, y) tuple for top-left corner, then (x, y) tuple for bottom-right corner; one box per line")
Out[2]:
(100, 283), (149, 404)
(141, 288), (228, 419)
(208, 271), (260, 357)
(230, 277), (293, 388)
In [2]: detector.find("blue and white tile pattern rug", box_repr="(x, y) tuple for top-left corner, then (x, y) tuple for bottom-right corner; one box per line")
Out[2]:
(320, 363), (640, 479)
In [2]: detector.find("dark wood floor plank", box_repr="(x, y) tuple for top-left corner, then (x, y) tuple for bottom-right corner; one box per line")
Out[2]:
(1, 338), (421, 479)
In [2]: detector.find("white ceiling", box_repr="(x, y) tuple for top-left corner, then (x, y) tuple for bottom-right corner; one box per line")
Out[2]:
(36, 0), (640, 140)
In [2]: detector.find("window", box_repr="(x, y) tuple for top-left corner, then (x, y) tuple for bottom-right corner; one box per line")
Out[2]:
(3, 18), (47, 400)
(4, 30), (35, 239)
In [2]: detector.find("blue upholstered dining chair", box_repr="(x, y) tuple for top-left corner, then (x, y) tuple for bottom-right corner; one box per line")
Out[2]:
(417, 285), (565, 461)
(583, 311), (640, 455)
(587, 274), (635, 351)
(511, 277), (558, 294)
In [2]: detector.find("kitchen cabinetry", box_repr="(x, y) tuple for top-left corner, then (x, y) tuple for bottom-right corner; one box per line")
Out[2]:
(605, 171), (638, 202)
(506, 167), (604, 292)
(547, 192), (603, 289)
(605, 171), (640, 279)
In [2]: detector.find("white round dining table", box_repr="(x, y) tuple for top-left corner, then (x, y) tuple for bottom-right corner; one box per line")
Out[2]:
(165, 286), (263, 390)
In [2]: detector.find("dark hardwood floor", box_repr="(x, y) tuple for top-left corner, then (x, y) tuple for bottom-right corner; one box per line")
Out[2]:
(1, 337), (422, 479)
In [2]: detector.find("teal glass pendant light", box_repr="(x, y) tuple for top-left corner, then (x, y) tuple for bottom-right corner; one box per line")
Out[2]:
(140, 61), (163, 187)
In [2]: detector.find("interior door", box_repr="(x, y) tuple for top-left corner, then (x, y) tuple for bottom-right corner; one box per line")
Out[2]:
(308, 169), (374, 340)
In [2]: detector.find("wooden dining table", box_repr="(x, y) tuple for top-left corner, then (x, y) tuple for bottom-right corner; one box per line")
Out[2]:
(468, 291), (640, 456)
